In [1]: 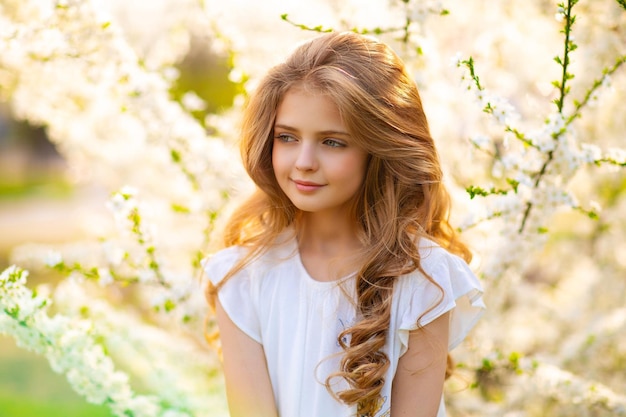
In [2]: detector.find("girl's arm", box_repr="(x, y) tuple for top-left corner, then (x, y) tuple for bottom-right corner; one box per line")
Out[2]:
(215, 299), (279, 417)
(391, 311), (451, 417)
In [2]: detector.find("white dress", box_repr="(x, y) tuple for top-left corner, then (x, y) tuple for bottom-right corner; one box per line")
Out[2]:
(203, 231), (485, 417)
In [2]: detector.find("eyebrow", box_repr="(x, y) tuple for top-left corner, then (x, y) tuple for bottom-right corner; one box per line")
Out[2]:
(274, 123), (351, 137)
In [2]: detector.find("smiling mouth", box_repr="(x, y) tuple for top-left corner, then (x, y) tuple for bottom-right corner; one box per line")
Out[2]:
(292, 179), (324, 191)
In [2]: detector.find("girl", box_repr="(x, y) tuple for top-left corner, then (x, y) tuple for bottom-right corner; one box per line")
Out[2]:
(204, 31), (485, 417)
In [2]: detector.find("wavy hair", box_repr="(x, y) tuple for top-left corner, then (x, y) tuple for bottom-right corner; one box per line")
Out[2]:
(207, 31), (471, 416)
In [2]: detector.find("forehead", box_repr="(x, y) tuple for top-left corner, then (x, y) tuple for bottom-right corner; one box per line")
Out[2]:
(275, 87), (345, 130)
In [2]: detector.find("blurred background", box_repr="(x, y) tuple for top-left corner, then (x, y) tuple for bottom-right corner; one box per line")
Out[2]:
(0, 105), (114, 414)
(0, 24), (238, 414)
(1, 0), (625, 416)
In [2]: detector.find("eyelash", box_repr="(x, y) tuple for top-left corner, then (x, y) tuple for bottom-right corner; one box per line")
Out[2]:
(275, 133), (295, 142)
(323, 139), (345, 148)
(274, 134), (345, 148)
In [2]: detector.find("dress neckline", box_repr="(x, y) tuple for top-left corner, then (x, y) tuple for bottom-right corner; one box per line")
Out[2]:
(279, 230), (356, 287)
(294, 247), (357, 287)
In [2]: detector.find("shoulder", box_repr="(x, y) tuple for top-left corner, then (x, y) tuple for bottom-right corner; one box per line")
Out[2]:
(416, 237), (467, 277)
(202, 229), (298, 285)
(396, 236), (482, 306)
(202, 246), (247, 285)
(393, 237), (486, 351)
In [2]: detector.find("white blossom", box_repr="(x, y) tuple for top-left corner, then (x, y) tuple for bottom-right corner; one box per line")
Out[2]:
(0, 265), (196, 417)
(545, 112), (566, 135)
(44, 250), (63, 267)
(580, 143), (602, 163)
(1, 1), (625, 416)
(606, 147), (626, 165)
(450, 51), (463, 68)
(181, 91), (206, 112)
(98, 268), (114, 286)
(589, 200), (602, 214)
(470, 134), (492, 149)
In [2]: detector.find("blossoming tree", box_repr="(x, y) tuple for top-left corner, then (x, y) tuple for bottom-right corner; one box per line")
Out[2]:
(1, 0), (625, 416)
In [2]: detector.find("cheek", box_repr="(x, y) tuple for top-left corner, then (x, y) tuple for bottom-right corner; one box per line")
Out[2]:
(271, 146), (281, 174)
(271, 145), (289, 180)
(337, 154), (368, 186)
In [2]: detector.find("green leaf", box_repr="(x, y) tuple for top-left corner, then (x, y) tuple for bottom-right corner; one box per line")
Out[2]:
(466, 185), (488, 199)
(506, 178), (520, 193)
(481, 358), (495, 372)
(509, 351), (522, 372)
(171, 203), (190, 213)
(163, 299), (176, 312)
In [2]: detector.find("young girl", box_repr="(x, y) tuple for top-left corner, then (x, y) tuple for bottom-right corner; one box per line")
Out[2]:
(204, 31), (485, 417)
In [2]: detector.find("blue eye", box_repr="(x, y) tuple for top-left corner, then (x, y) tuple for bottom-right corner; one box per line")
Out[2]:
(324, 139), (345, 148)
(275, 133), (296, 142)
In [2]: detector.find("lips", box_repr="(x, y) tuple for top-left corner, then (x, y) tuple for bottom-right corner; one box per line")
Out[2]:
(292, 179), (324, 192)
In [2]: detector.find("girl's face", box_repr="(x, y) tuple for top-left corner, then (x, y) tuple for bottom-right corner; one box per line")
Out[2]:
(272, 88), (368, 219)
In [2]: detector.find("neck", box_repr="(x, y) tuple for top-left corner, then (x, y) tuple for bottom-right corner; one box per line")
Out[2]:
(295, 213), (364, 282)
(297, 211), (362, 257)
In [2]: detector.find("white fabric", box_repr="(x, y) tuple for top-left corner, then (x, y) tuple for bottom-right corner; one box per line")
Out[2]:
(203, 231), (485, 417)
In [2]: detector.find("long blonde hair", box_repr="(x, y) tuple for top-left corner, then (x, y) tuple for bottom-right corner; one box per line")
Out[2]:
(207, 31), (470, 416)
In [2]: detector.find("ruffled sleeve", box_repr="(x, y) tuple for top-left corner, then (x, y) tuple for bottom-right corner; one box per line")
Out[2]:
(202, 247), (262, 343)
(395, 242), (485, 356)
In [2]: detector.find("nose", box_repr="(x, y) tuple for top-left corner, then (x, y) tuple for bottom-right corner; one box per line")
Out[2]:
(295, 142), (318, 171)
